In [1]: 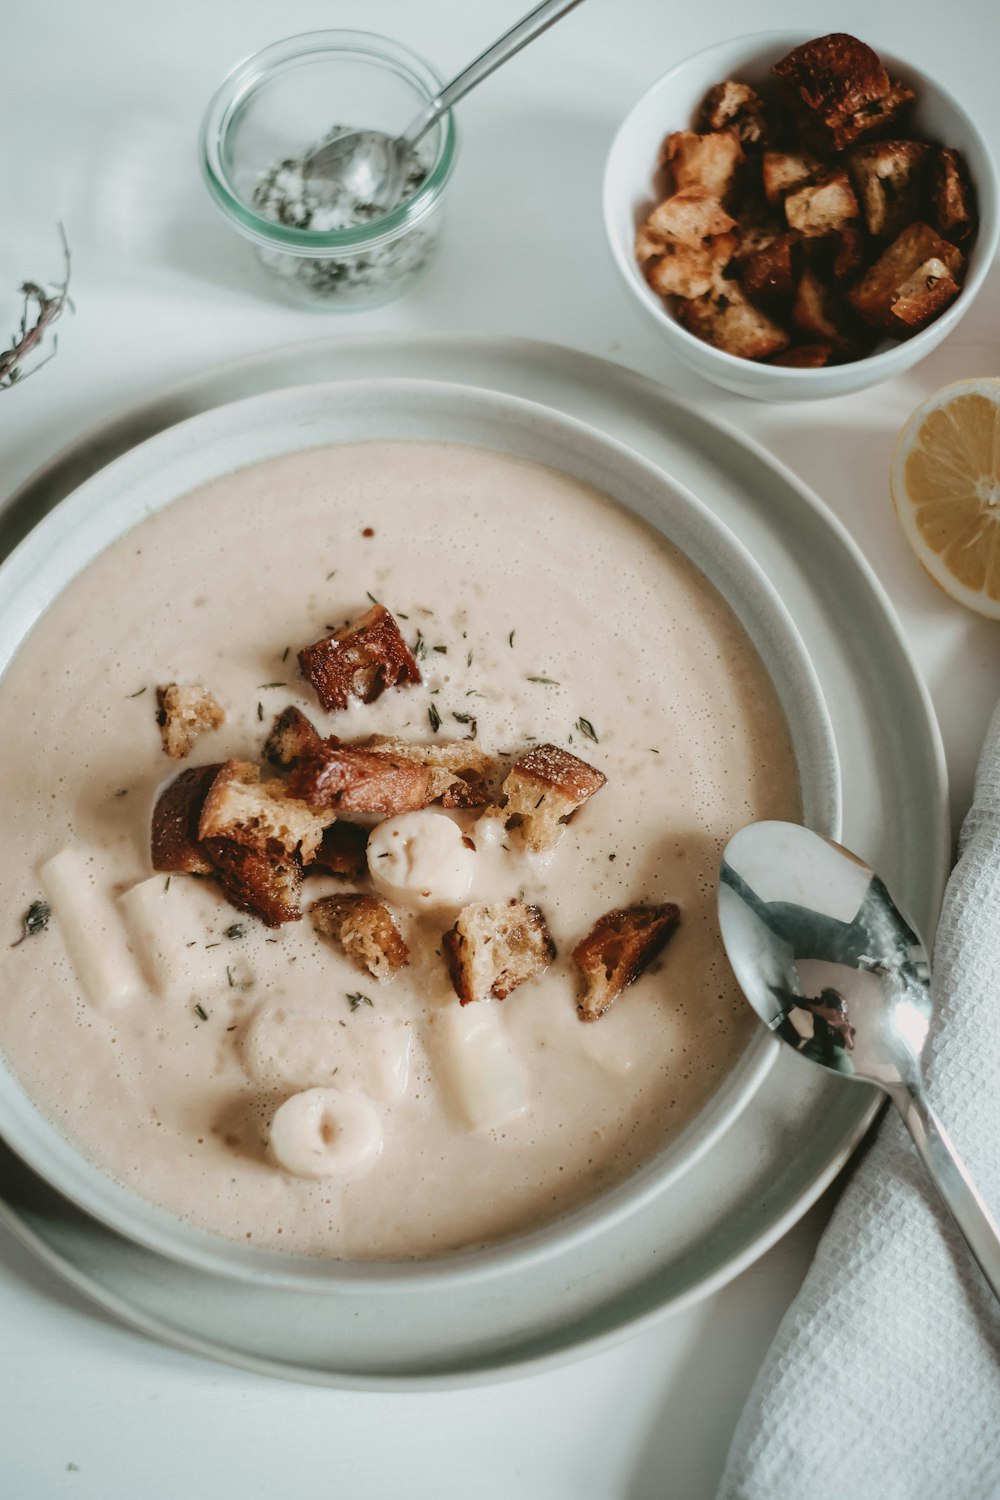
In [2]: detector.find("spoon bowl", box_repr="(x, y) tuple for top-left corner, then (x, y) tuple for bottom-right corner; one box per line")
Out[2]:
(719, 819), (1000, 1299)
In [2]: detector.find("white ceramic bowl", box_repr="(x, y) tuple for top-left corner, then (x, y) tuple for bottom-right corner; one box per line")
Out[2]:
(0, 379), (839, 1288)
(604, 31), (1000, 402)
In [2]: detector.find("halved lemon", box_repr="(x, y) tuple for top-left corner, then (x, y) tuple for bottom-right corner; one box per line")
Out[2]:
(891, 378), (1000, 620)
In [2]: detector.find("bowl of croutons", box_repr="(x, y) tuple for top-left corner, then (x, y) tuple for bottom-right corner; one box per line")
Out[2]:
(604, 31), (998, 400)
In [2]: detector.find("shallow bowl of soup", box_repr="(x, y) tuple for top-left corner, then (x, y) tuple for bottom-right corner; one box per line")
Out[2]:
(0, 379), (839, 1288)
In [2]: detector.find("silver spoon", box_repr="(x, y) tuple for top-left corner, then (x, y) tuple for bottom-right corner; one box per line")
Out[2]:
(718, 819), (1000, 1300)
(304, 0), (588, 211)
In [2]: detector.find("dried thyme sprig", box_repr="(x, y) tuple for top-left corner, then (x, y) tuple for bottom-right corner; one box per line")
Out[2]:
(0, 226), (72, 390)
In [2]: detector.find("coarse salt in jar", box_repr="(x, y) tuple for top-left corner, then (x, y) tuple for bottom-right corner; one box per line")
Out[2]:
(199, 30), (458, 310)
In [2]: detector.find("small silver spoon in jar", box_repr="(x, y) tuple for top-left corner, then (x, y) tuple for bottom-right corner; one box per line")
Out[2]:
(718, 818), (1000, 1301)
(304, 0), (587, 211)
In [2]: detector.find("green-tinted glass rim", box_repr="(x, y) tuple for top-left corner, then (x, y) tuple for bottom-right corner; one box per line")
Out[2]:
(199, 30), (458, 255)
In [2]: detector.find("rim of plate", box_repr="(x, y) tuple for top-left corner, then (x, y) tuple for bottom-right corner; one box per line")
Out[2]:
(0, 376), (840, 1290)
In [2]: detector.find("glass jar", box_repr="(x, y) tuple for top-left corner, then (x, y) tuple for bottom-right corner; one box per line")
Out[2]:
(199, 31), (458, 311)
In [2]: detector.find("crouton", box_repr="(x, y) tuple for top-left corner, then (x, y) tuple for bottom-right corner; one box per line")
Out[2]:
(739, 233), (797, 302)
(847, 221), (964, 332)
(287, 744), (431, 816)
(792, 268), (859, 353)
(201, 837), (302, 928)
(646, 188), (737, 248)
(443, 900), (555, 1005)
(663, 129), (744, 200)
(848, 140), (930, 239)
(676, 281), (791, 360)
(298, 603), (421, 713)
(364, 734), (498, 808)
(263, 705), (327, 767)
(310, 894), (408, 979)
(496, 743), (607, 854)
(890, 258), (963, 330)
(769, 344), (834, 368)
(932, 148), (976, 243)
(198, 759), (332, 864)
(311, 821), (370, 880)
(699, 80), (768, 147)
(635, 224), (669, 264)
(762, 150), (820, 206)
(573, 904), (681, 1022)
(155, 683), (224, 760)
(784, 169), (859, 237)
(151, 763), (222, 875)
(829, 224), (867, 280)
(772, 33), (914, 151)
(647, 235), (738, 299)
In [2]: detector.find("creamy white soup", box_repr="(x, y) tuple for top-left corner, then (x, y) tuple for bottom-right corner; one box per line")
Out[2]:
(0, 441), (800, 1258)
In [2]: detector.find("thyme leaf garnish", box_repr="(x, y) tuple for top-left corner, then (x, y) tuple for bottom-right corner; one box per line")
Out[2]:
(452, 711), (478, 740)
(224, 924), (245, 940)
(428, 702), (442, 733)
(576, 716), (599, 743)
(126, 686), (147, 698)
(508, 630), (516, 648)
(347, 991), (374, 1011)
(11, 900), (51, 948)
(527, 676), (560, 686)
(194, 1003), (209, 1022)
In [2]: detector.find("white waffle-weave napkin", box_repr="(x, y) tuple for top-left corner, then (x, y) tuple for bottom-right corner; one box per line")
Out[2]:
(718, 702), (1000, 1500)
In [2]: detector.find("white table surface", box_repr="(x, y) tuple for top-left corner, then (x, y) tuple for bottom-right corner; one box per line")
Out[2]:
(2, 2), (999, 1495)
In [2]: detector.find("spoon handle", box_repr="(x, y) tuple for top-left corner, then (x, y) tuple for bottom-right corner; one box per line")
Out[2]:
(402, 0), (588, 147)
(893, 1086), (1000, 1301)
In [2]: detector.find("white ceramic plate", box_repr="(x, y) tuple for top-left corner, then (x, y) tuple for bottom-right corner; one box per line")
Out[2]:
(0, 376), (839, 1286)
(0, 334), (948, 1385)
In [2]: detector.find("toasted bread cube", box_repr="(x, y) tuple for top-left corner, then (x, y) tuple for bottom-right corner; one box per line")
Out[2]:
(635, 223), (669, 264)
(848, 222), (964, 332)
(201, 837), (302, 927)
(890, 259), (962, 330)
(848, 140), (930, 239)
(287, 745), (431, 816)
(263, 705), (327, 767)
(364, 735), (498, 808)
(762, 150), (819, 206)
(792, 268), (857, 351)
(151, 763), (223, 874)
(497, 743), (607, 854)
(310, 894), (408, 980)
(784, 170), (859, 237)
(298, 603), (422, 713)
(573, 904), (680, 1022)
(699, 80), (768, 147)
(155, 683), (225, 760)
(769, 344), (833, 368)
(647, 235), (737, 299)
(663, 129), (744, 200)
(830, 224), (867, 280)
(646, 188), (737, 248)
(676, 282), (790, 360)
(198, 759), (332, 864)
(772, 33), (913, 151)
(311, 821), (370, 880)
(443, 900), (555, 1005)
(933, 148), (976, 243)
(739, 233), (797, 302)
